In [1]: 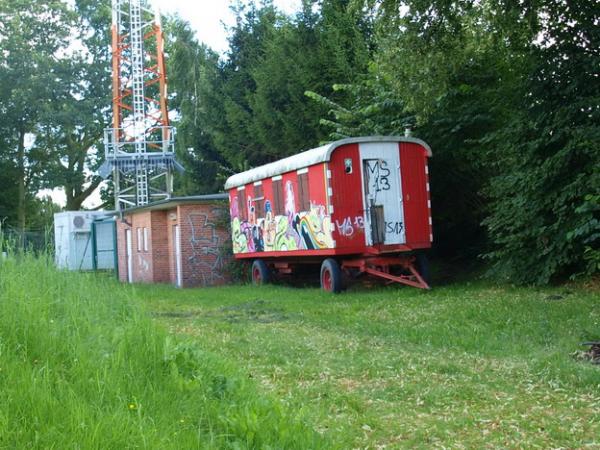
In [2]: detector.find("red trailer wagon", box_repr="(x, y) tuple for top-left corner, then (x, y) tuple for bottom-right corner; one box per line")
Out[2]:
(224, 136), (433, 292)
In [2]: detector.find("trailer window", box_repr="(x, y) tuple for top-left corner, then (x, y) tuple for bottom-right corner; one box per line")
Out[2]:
(272, 179), (285, 215)
(238, 192), (247, 222)
(297, 172), (310, 212)
(254, 184), (264, 217)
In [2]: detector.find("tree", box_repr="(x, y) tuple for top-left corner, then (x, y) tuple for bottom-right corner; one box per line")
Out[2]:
(483, 0), (600, 282)
(39, 0), (112, 211)
(247, 0), (372, 159)
(166, 1), (374, 197)
(0, 0), (75, 229)
(308, 0), (522, 259)
(213, 1), (282, 168)
(0, 0), (112, 232)
(368, 0), (599, 280)
(0, 159), (20, 225)
(167, 17), (229, 194)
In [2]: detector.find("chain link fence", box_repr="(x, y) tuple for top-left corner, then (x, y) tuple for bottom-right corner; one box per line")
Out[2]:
(0, 225), (54, 255)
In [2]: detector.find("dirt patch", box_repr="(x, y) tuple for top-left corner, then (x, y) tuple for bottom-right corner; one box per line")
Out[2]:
(151, 300), (290, 324)
(205, 299), (290, 324)
(152, 311), (201, 319)
(338, 377), (362, 392)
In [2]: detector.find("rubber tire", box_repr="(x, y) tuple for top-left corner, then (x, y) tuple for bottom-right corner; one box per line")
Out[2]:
(251, 259), (270, 285)
(415, 253), (431, 286)
(320, 258), (343, 293)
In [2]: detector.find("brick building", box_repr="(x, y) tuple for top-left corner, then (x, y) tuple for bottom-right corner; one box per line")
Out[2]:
(116, 195), (231, 287)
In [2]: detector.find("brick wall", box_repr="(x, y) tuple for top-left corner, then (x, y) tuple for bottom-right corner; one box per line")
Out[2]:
(150, 211), (170, 283)
(117, 211), (154, 283)
(116, 217), (128, 283)
(116, 201), (231, 287)
(178, 203), (231, 288)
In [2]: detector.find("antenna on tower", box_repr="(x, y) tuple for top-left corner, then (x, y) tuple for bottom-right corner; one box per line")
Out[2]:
(100, 0), (183, 210)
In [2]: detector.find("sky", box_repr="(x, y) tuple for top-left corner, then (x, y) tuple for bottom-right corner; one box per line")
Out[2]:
(44, 0), (302, 209)
(155, 0), (302, 54)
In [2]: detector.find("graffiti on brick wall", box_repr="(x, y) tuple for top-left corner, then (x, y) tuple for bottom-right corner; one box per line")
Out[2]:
(231, 180), (334, 254)
(137, 254), (150, 274)
(186, 210), (226, 286)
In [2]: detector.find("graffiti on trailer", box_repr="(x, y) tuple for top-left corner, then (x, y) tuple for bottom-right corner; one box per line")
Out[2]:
(385, 221), (405, 236)
(232, 180), (334, 254)
(366, 159), (392, 192)
(335, 216), (365, 237)
(187, 210), (226, 286)
(335, 217), (353, 237)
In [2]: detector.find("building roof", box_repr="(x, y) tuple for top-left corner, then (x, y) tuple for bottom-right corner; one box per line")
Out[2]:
(118, 194), (229, 215)
(224, 136), (432, 190)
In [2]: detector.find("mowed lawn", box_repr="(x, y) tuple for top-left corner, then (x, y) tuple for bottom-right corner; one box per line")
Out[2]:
(143, 281), (600, 449)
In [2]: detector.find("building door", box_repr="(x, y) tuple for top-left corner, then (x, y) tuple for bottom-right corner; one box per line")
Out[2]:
(125, 229), (133, 283)
(173, 225), (182, 287)
(360, 142), (406, 246)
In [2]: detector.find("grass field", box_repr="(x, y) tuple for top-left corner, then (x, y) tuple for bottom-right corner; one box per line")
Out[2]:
(0, 256), (324, 449)
(1, 255), (599, 448)
(144, 280), (600, 449)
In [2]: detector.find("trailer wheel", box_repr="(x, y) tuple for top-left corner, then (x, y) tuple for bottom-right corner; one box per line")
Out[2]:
(251, 259), (270, 285)
(320, 258), (343, 293)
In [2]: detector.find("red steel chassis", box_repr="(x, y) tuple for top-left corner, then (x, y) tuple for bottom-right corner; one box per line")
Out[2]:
(239, 238), (431, 290)
(251, 254), (430, 290)
(342, 255), (430, 290)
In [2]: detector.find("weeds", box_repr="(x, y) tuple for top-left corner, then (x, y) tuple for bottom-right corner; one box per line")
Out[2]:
(0, 254), (324, 449)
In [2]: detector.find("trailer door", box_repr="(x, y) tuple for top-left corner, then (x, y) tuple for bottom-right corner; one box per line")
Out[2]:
(360, 142), (406, 246)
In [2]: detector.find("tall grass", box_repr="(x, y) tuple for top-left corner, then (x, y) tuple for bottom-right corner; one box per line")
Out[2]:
(0, 254), (324, 449)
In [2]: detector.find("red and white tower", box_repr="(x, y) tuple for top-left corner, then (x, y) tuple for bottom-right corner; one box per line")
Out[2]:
(101, 0), (182, 210)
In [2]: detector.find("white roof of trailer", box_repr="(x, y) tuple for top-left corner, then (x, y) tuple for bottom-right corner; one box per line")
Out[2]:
(224, 136), (432, 190)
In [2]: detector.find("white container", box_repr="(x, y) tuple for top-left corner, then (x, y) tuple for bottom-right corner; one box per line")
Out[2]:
(54, 211), (114, 270)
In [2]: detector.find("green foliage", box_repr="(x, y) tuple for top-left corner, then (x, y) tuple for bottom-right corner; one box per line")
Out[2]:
(204, 2), (282, 170)
(0, 0), (111, 229)
(246, 0), (372, 158)
(0, 160), (20, 224)
(0, 0), (75, 228)
(306, 0), (598, 282)
(0, 255), (325, 448)
(417, 50), (522, 259)
(569, 195), (600, 276)
(167, 0), (373, 185)
(37, 0), (112, 211)
(482, 0), (600, 283)
(305, 76), (411, 140)
(166, 17), (229, 195)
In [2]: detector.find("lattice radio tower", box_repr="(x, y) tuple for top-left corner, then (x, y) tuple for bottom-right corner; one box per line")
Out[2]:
(100, 0), (182, 210)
